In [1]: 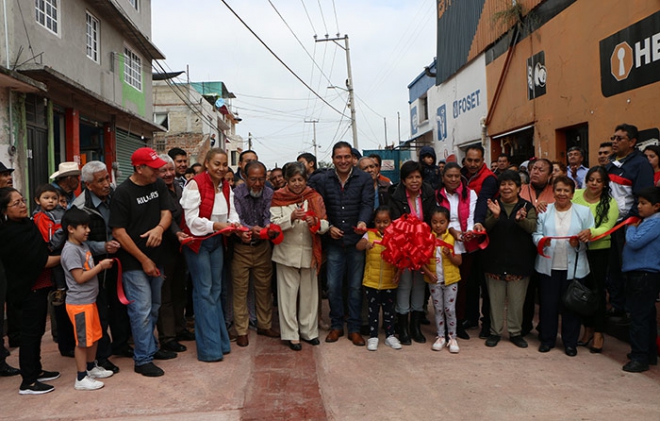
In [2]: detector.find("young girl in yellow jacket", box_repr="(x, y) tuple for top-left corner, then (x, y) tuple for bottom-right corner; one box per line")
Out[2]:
(422, 207), (462, 353)
(357, 206), (403, 351)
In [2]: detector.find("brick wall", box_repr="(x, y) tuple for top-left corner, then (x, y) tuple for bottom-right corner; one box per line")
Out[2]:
(153, 132), (212, 164)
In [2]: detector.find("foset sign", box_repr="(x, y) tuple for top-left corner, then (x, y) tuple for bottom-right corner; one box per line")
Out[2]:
(600, 10), (660, 97)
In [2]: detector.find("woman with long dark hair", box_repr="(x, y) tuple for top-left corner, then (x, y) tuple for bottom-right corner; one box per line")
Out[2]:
(0, 188), (61, 394)
(572, 166), (619, 352)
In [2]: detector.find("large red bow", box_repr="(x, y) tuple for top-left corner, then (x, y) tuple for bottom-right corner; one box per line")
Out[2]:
(380, 214), (435, 270)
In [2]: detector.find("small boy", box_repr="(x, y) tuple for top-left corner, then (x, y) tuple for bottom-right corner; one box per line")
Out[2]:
(61, 208), (115, 390)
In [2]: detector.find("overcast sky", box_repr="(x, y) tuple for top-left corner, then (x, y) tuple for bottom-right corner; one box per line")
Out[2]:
(152, 0), (436, 168)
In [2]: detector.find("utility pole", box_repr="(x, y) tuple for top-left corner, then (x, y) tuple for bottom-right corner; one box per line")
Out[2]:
(316, 34), (358, 149)
(383, 117), (387, 148)
(397, 111), (401, 145)
(304, 119), (319, 158)
(248, 132), (252, 150)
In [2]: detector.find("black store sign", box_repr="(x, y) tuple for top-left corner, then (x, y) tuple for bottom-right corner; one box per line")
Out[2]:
(600, 10), (660, 97)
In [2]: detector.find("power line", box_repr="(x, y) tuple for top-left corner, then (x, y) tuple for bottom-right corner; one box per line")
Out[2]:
(300, 0), (317, 35)
(317, 0), (329, 36)
(331, 0), (340, 36)
(220, 0), (349, 119)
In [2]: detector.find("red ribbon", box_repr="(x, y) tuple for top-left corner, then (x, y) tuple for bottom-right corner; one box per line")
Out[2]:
(306, 211), (321, 234)
(259, 224), (284, 245)
(180, 225), (249, 251)
(462, 230), (489, 251)
(537, 216), (640, 258)
(112, 258), (132, 305)
(435, 238), (455, 253)
(380, 214), (435, 271)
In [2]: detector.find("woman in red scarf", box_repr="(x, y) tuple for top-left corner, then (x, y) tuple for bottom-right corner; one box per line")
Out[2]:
(270, 162), (328, 350)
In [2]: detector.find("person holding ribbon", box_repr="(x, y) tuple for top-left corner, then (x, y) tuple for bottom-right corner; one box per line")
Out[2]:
(388, 160), (437, 345)
(270, 162), (329, 351)
(572, 166), (618, 353)
(533, 176), (594, 357)
(180, 148), (240, 362)
(0, 187), (62, 394)
(436, 162), (478, 340)
(482, 170), (537, 349)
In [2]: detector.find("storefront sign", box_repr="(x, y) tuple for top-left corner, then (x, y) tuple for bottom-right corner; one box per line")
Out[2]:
(527, 51), (547, 100)
(600, 10), (660, 97)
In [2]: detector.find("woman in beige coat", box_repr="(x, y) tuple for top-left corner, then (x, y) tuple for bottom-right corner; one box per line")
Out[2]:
(270, 162), (329, 350)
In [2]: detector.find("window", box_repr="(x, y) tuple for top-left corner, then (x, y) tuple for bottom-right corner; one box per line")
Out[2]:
(128, 0), (138, 10)
(124, 48), (142, 91)
(86, 12), (99, 62)
(153, 113), (169, 130)
(420, 96), (429, 122)
(35, 0), (59, 34)
(231, 151), (238, 167)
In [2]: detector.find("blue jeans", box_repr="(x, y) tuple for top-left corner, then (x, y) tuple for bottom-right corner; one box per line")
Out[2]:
(326, 243), (364, 333)
(122, 269), (164, 366)
(625, 271), (660, 365)
(183, 236), (230, 361)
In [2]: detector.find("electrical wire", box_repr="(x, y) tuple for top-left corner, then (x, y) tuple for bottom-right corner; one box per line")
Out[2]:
(316, 0), (329, 36)
(220, 0), (349, 119)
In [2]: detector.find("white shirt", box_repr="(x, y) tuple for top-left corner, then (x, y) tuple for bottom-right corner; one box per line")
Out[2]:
(442, 188), (477, 254)
(180, 180), (240, 236)
(551, 209), (572, 270)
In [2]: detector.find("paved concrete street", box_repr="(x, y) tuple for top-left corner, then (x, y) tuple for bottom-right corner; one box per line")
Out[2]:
(1, 302), (659, 421)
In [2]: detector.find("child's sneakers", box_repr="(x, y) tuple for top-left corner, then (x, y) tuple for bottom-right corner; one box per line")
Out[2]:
(432, 336), (446, 351)
(384, 335), (402, 350)
(367, 337), (379, 351)
(74, 376), (104, 391)
(448, 338), (460, 353)
(87, 362), (114, 379)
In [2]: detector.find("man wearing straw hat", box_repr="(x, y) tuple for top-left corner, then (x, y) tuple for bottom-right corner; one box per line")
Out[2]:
(50, 162), (81, 209)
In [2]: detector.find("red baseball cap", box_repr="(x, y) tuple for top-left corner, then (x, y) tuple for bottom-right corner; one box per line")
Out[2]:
(131, 147), (167, 169)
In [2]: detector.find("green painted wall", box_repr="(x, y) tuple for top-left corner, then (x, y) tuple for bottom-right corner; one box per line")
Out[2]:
(119, 53), (146, 116)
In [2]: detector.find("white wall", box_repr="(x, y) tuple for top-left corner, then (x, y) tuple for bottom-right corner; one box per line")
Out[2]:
(428, 54), (489, 161)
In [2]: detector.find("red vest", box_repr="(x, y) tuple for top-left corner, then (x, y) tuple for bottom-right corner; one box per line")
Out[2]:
(464, 164), (496, 195)
(181, 172), (230, 252)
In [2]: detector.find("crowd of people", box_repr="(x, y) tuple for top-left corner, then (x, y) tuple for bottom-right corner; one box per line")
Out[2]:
(0, 122), (659, 396)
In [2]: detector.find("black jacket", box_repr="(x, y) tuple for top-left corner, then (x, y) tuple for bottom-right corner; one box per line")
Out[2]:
(387, 182), (437, 226)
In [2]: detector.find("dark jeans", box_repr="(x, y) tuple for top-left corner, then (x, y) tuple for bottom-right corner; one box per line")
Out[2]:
(158, 252), (188, 344)
(607, 228), (626, 312)
(365, 287), (395, 338)
(539, 270), (581, 349)
(583, 249), (609, 332)
(326, 244), (364, 333)
(19, 288), (50, 385)
(465, 251), (491, 330)
(53, 304), (75, 355)
(625, 271), (660, 365)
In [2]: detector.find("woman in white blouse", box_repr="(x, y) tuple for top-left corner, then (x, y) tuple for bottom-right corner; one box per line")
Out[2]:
(270, 162), (329, 350)
(180, 148), (240, 362)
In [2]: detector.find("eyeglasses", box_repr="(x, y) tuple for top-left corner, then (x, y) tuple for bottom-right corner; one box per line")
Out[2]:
(610, 135), (628, 142)
(8, 198), (27, 207)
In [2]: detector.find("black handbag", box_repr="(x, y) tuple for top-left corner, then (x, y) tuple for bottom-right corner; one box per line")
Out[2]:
(562, 250), (597, 316)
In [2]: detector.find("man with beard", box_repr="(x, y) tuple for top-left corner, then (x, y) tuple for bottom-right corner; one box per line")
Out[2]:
(231, 161), (279, 346)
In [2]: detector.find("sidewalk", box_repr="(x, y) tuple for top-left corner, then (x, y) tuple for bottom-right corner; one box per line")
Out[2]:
(1, 304), (659, 421)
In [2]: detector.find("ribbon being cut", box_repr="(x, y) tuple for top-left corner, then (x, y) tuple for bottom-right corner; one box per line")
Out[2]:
(537, 216), (640, 258)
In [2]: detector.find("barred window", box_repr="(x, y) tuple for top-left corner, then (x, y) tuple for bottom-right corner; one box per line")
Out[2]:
(35, 0), (58, 34)
(124, 48), (142, 91)
(86, 12), (99, 62)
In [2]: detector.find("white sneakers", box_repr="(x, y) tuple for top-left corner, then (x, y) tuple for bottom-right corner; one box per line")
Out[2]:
(385, 335), (402, 350)
(368, 336), (402, 351)
(448, 338), (460, 353)
(74, 376), (104, 391)
(367, 337), (379, 351)
(432, 337), (459, 353)
(432, 337), (446, 351)
(87, 363), (114, 379)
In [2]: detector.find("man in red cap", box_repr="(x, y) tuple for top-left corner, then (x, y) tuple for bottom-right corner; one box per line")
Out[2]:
(109, 147), (175, 377)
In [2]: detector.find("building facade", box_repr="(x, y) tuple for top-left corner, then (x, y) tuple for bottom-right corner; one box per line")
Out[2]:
(409, 0), (659, 165)
(152, 80), (243, 170)
(0, 0), (164, 196)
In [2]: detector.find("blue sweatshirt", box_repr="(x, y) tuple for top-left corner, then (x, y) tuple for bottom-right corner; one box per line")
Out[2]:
(622, 212), (660, 273)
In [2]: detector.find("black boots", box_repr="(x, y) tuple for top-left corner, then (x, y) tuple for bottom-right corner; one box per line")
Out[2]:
(410, 311), (427, 343)
(397, 313), (411, 345)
